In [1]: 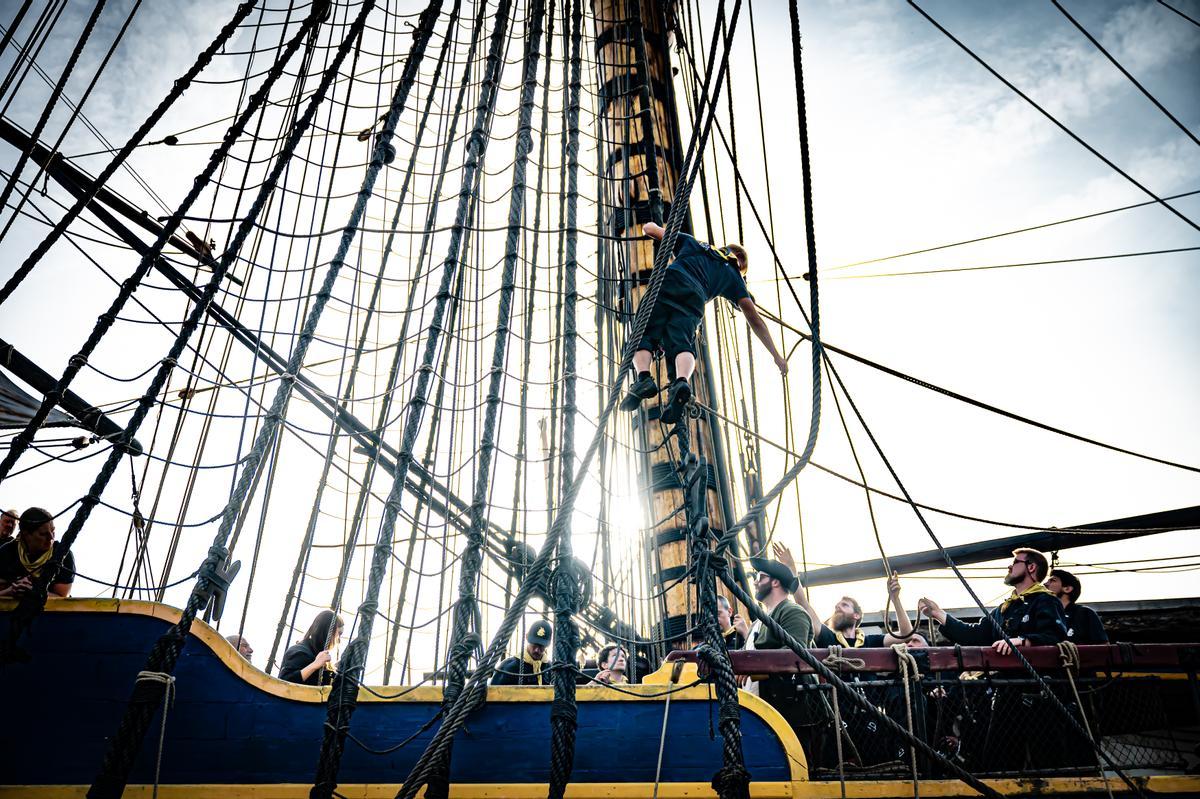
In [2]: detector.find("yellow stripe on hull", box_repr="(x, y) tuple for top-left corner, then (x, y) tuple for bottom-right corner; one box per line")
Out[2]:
(5, 776), (1200, 798)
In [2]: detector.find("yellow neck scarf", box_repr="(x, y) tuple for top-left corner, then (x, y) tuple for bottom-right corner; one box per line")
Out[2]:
(829, 625), (865, 648)
(1000, 582), (1054, 613)
(18, 539), (53, 578)
(522, 650), (544, 683)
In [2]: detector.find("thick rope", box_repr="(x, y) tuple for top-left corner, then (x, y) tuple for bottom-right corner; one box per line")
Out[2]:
(548, 1), (583, 796)
(0, 0), (258, 308)
(424, 2), (544, 797)
(892, 643), (921, 798)
(694, 550), (751, 799)
(81, 5), (400, 796)
(1058, 641), (1114, 799)
(0, 4), (330, 662)
(830, 684), (846, 798)
(822, 644), (866, 671)
(136, 670), (175, 799)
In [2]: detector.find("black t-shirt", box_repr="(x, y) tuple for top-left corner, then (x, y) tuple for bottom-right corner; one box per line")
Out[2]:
(668, 233), (752, 306)
(0, 540), (75, 587)
(814, 624), (885, 648)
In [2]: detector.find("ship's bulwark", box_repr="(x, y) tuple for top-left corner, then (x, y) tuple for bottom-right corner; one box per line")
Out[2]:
(5, 599), (1200, 798)
(1, 599), (796, 793)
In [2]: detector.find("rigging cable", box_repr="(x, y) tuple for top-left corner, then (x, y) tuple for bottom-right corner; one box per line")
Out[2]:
(1069, 3), (1197, 145)
(908, 0), (1198, 235)
(0, 1), (261, 307)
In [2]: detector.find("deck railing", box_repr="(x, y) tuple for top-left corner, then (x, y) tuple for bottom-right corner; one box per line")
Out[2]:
(667, 644), (1200, 779)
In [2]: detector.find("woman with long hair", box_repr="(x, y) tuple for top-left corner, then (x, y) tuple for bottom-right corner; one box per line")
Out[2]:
(279, 610), (343, 685)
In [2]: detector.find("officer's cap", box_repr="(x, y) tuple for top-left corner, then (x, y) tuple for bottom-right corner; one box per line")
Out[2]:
(526, 620), (553, 647)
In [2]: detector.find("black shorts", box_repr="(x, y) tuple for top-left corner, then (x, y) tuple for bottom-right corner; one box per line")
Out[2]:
(636, 279), (704, 358)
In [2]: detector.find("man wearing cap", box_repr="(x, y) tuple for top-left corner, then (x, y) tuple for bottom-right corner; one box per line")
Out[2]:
(743, 556), (832, 767)
(492, 619), (554, 686)
(1045, 569), (1107, 645)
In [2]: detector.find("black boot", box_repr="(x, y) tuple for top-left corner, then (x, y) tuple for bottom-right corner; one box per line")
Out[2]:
(620, 371), (659, 411)
(659, 377), (691, 424)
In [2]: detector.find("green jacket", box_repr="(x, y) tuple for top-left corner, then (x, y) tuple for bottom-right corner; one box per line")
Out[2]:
(753, 599), (813, 650)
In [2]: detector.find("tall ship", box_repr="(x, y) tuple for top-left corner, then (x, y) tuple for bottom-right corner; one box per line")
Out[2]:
(0, 1), (1197, 797)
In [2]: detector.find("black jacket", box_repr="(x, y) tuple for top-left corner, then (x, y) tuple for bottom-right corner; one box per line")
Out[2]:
(492, 655), (549, 686)
(1064, 604), (1108, 644)
(279, 641), (327, 686)
(940, 590), (1068, 646)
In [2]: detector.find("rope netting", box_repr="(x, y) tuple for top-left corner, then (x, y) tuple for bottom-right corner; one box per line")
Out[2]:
(0, 2), (1193, 798)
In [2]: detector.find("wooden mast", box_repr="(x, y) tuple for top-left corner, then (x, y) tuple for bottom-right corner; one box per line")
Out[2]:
(593, 0), (745, 649)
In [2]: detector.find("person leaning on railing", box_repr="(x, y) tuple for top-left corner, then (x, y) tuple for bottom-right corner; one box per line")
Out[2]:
(918, 548), (1074, 773)
(916, 548), (1068, 652)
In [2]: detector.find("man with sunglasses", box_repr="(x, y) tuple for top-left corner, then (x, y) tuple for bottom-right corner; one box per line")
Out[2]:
(917, 548), (1068, 654)
(918, 549), (1073, 772)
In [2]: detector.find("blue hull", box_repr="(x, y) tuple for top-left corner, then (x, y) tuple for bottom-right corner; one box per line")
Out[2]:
(1, 599), (802, 794)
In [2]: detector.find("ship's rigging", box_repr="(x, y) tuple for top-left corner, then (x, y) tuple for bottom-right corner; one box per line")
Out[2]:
(0, 0), (1198, 797)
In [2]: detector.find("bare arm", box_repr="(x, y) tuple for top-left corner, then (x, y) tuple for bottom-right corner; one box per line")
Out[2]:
(887, 572), (913, 638)
(738, 298), (788, 375)
(643, 221), (665, 241)
(772, 542), (820, 629)
(50, 581), (71, 598)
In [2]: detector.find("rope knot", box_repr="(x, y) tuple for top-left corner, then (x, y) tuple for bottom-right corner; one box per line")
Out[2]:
(710, 764), (751, 799)
(823, 644), (866, 672)
(1057, 640), (1080, 672)
(892, 643), (921, 680)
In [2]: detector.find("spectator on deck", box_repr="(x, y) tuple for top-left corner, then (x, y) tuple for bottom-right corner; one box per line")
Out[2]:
(0, 508), (17, 542)
(226, 634), (254, 663)
(594, 643), (629, 685)
(917, 548), (1067, 653)
(1046, 569), (1107, 644)
(772, 542), (927, 648)
(718, 594), (747, 649)
(493, 619), (553, 686)
(279, 610), (342, 686)
(0, 507), (73, 598)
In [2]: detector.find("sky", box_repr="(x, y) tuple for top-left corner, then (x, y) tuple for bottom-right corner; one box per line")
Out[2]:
(0, 0), (1197, 680)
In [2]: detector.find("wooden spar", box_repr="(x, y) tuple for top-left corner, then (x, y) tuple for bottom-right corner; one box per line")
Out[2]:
(798, 505), (1200, 587)
(593, 1), (748, 647)
(0, 336), (143, 454)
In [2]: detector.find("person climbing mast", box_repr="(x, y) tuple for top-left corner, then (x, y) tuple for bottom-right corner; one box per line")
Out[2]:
(622, 222), (789, 423)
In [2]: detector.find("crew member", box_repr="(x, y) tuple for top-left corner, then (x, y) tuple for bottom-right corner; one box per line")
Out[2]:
(594, 643), (629, 685)
(917, 548), (1068, 652)
(226, 634), (254, 663)
(718, 594), (747, 649)
(0, 507), (73, 598)
(279, 610), (342, 686)
(918, 548), (1071, 772)
(1046, 569), (1107, 644)
(621, 222), (787, 424)
(493, 619), (553, 686)
(744, 556), (830, 767)
(772, 543), (926, 648)
(0, 508), (17, 542)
